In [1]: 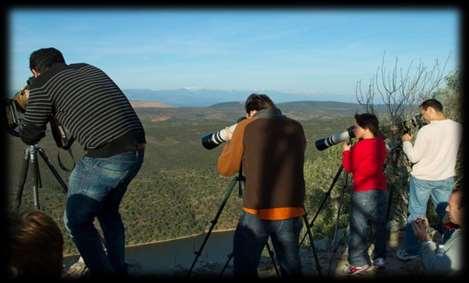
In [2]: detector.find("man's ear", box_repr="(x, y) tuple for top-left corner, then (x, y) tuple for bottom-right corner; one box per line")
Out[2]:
(31, 68), (40, 78)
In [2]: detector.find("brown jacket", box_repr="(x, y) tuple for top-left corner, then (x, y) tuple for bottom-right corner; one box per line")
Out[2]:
(217, 107), (306, 220)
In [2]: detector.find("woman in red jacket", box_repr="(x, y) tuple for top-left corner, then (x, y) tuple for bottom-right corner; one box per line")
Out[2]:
(342, 113), (388, 275)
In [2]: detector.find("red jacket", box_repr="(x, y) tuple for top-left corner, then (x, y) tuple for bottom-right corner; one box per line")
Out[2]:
(342, 137), (387, 192)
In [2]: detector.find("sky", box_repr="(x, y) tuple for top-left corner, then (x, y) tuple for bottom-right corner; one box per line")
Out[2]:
(9, 9), (460, 102)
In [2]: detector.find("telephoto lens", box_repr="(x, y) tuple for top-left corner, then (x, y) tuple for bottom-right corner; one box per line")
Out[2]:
(201, 123), (238, 150)
(314, 126), (355, 151)
(201, 117), (247, 150)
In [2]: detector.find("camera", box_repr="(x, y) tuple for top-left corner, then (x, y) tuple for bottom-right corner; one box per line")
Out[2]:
(388, 114), (426, 136)
(201, 117), (246, 150)
(399, 114), (426, 135)
(314, 126), (355, 151)
(3, 98), (24, 137)
(3, 77), (75, 149)
(2, 78), (32, 136)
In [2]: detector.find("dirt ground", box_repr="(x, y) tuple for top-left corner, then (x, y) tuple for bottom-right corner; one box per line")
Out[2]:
(181, 228), (427, 279)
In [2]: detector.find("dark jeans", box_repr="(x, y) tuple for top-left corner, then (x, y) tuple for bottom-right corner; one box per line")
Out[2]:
(348, 190), (388, 266)
(233, 211), (303, 278)
(64, 150), (144, 275)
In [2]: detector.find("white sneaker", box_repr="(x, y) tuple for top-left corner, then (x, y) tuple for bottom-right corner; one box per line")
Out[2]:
(373, 257), (385, 269)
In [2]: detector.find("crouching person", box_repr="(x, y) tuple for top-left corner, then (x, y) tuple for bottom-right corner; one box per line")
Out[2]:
(412, 186), (463, 275)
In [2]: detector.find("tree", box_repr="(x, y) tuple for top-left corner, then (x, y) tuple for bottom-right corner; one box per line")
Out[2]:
(356, 53), (450, 124)
(434, 71), (463, 186)
(435, 70), (462, 122)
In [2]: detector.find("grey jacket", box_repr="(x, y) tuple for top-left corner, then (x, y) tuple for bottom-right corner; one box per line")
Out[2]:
(420, 228), (463, 274)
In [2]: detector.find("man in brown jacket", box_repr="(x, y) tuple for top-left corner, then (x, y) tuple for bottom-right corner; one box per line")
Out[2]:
(217, 93), (306, 278)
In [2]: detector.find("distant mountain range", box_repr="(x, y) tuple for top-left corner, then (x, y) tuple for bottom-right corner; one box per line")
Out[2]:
(133, 100), (390, 122)
(124, 88), (354, 107)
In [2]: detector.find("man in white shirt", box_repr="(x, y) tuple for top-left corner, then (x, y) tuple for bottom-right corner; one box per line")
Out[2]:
(396, 99), (462, 261)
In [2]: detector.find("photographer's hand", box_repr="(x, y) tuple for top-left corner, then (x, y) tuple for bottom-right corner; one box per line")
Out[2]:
(343, 142), (351, 152)
(402, 133), (412, 142)
(412, 218), (431, 241)
(15, 88), (29, 112)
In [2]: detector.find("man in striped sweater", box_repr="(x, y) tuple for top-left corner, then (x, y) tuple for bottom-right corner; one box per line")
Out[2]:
(19, 47), (146, 276)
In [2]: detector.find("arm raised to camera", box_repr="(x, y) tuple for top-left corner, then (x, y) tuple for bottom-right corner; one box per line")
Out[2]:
(217, 118), (253, 177)
(402, 127), (429, 163)
(19, 88), (52, 145)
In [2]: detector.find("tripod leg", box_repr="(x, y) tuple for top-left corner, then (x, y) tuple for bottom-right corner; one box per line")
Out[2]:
(16, 147), (31, 212)
(219, 252), (234, 277)
(30, 147), (40, 210)
(302, 214), (323, 277)
(327, 172), (348, 276)
(187, 177), (238, 277)
(220, 242), (280, 278)
(38, 147), (69, 193)
(300, 165), (343, 246)
(265, 240), (280, 277)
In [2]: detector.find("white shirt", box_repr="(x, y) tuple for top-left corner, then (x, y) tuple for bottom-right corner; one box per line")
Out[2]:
(403, 119), (462, 181)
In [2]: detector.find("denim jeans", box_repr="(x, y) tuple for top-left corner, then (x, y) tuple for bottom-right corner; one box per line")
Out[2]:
(64, 150), (144, 275)
(403, 176), (454, 255)
(233, 211), (303, 278)
(348, 190), (388, 266)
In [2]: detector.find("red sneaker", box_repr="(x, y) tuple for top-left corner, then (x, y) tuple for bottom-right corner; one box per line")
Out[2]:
(344, 264), (371, 275)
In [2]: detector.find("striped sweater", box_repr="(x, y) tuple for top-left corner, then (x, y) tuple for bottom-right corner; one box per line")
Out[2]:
(20, 63), (145, 151)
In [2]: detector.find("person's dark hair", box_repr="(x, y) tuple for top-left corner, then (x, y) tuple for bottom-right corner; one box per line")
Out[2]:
(354, 113), (382, 137)
(420, 98), (443, 112)
(245, 93), (275, 113)
(29, 47), (66, 73)
(452, 187), (464, 209)
(8, 210), (64, 278)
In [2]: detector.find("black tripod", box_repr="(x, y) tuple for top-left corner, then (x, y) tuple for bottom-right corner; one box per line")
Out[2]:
(384, 142), (404, 225)
(187, 166), (279, 277)
(218, 211), (323, 278)
(299, 164), (350, 276)
(16, 144), (68, 211)
(187, 168), (323, 278)
(187, 171), (280, 277)
(326, 167), (349, 276)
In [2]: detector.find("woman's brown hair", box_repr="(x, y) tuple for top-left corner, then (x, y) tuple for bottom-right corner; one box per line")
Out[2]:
(9, 210), (64, 278)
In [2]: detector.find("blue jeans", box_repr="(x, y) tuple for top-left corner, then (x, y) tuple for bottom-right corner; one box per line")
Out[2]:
(64, 150), (144, 275)
(403, 176), (454, 255)
(233, 211), (303, 278)
(348, 190), (388, 266)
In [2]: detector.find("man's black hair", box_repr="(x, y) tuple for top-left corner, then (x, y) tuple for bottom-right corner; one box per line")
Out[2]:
(420, 98), (444, 112)
(245, 93), (275, 113)
(29, 48), (66, 73)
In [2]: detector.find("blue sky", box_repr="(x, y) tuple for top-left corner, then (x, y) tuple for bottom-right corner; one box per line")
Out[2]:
(9, 9), (459, 102)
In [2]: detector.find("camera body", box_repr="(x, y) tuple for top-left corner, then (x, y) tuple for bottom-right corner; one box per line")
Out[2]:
(3, 77), (75, 149)
(3, 98), (24, 137)
(3, 81), (31, 136)
(398, 114), (426, 135)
